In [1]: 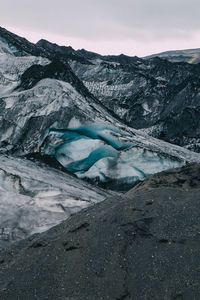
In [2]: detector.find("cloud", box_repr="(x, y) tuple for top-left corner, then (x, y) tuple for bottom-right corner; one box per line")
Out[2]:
(1, 0), (200, 56)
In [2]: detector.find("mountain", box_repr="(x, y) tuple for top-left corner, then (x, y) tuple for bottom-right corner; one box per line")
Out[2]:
(68, 53), (200, 152)
(0, 25), (200, 299)
(1, 26), (199, 189)
(0, 30), (116, 155)
(0, 26), (47, 57)
(0, 26), (200, 239)
(0, 163), (200, 299)
(144, 48), (200, 64)
(2, 26), (200, 152)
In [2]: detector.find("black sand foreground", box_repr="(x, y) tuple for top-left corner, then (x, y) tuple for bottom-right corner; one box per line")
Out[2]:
(0, 164), (200, 300)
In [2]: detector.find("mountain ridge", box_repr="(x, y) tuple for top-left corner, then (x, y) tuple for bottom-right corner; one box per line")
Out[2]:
(144, 47), (200, 64)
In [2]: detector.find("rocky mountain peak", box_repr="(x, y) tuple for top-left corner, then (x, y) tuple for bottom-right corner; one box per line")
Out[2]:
(0, 26), (47, 57)
(37, 39), (75, 56)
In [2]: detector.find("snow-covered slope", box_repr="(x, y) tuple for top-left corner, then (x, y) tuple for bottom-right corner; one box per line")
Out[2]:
(0, 52), (49, 97)
(0, 154), (111, 248)
(0, 51), (120, 154)
(0, 31), (120, 154)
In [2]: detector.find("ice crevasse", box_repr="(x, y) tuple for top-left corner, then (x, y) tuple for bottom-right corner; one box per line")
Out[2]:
(41, 124), (183, 191)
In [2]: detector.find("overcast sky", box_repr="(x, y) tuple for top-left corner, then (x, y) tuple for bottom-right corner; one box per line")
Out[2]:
(1, 0), (200, 56)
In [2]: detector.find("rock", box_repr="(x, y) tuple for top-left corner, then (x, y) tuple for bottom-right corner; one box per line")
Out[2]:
(0, 163), (200, 299)
(69, 51), (200, 151)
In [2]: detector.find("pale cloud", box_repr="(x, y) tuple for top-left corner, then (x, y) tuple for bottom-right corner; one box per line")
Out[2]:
(1, 0), (200, 56)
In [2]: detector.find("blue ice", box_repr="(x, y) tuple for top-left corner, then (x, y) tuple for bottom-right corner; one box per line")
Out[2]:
(42, 123), (183, 189)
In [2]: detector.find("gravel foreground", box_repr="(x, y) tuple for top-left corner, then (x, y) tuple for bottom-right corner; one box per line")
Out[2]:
(0, 163), (200, 300)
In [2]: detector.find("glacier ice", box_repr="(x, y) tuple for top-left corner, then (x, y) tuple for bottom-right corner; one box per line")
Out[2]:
(0, 154), (111, 248)
(42, 124), (184, 190)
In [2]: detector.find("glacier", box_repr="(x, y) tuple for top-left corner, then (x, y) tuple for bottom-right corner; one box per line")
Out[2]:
(0, 43), (200, 165)
(0, 154), (111, 248)
(42, 124), (184, 190)
(1, 27), (200, 247)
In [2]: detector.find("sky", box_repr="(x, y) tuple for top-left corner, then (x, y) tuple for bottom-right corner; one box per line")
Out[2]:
(1, 0), (200, 57)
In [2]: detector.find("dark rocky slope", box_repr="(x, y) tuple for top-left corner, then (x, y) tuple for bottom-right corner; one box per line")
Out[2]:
(0, 163), (200, 300)
(1, 26), (200, 152)
(17, 59), (91, 98)
(37, 39), (91, 65)
(0, 26), (47, 57)
(70, 55), (200, 151)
